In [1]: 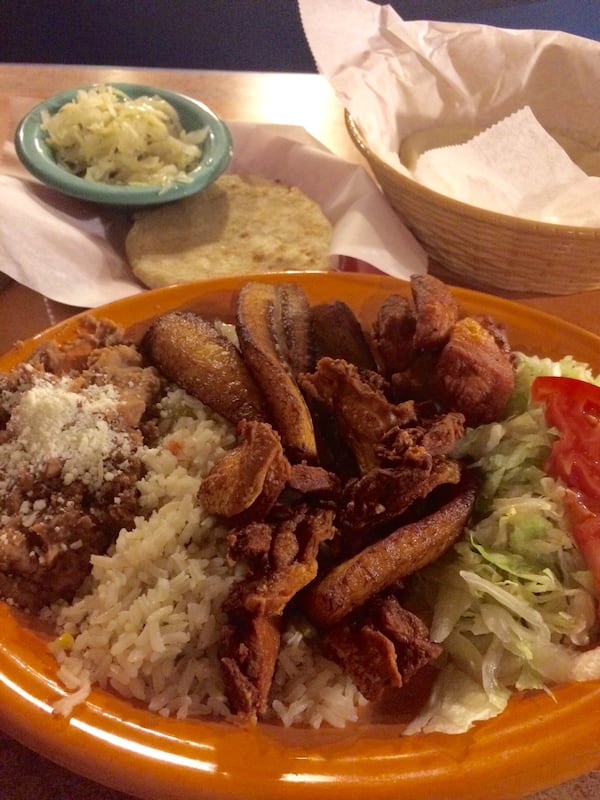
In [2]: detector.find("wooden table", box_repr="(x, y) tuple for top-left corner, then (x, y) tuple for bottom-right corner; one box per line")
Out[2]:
(0, 63), (599, 800)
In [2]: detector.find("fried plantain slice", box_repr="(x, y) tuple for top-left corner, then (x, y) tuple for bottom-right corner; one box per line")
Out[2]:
(303, 472), (478, 627)
(143, 311), (268, 424)
(274, 282), (314, 377)
(311, 300), (377, 370)
(235, 282), (317, 463)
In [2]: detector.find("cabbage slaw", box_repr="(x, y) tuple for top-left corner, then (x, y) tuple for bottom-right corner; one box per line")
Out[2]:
(406, 354), (600, 735)
(41, 85), (207, 188)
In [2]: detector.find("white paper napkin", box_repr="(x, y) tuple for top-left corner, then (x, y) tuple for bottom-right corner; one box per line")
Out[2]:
(0, 119), (427, 308)
(0, 174), (136, 306)
(412, 106), (600, 224)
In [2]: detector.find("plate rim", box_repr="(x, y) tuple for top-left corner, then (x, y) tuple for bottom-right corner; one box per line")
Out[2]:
(2, 271), (600, 800)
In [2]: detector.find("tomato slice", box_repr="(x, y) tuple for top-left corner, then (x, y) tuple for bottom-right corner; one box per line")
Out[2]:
(531, 376), (600, 507)
(562, 492), (600, 588)
(531, 376), (600, 587)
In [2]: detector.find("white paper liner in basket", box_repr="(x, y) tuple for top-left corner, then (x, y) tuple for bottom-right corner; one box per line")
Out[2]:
(298, 0), (600, 294)
(299, 0), (600, 228)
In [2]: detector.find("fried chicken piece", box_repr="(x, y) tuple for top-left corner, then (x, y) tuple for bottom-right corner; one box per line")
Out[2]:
(220, 505), (336, 718)
(430, 316), (515, 426)
(310, 301), (377, 370)
(372, 275), (459, 378)
(286, 463), (341, 498)
(376, 410), (465, 462)
(304, 473), (478, 627)
(411, 273), (460, 350)
(236, 282), (317, 462)
(227, 522), (273, 571)
(198, 420), (291, 523)
(143, 311), (268, 424)
(228, 506), (337, 617)
(389, 356), (440, 403)
(374, 276), (514, 428)
(372, 294), (416, 376)
(300, 357), (415, 475)
(335, 404), (465, 546)
(220, 613), (281, 719)
(338, 457), (462, 543)
(321, 594), (442, 701)
(199, 425), (340, 527)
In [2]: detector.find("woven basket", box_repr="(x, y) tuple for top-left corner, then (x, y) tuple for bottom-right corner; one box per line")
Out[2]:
(345, 112), (600, 295)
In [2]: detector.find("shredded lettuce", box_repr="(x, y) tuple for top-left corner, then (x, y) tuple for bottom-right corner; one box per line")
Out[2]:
(406, 353), (600, 735)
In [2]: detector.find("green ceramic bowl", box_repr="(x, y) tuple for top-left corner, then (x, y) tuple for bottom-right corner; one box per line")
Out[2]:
(14, 83), (233, 207)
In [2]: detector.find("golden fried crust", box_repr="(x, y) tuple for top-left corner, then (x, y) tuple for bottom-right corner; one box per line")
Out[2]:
(321, 595), (442, 701)
(411, 273), (460, 350)
(235, 282), (317, 463)
(143, 311), (268, 424)
(372, 294), (417, 376)
(299, 357), (399, 475)
(220, 505), (337, 718)
(198, 420), (291, 521)
(431, 316), (515, 426)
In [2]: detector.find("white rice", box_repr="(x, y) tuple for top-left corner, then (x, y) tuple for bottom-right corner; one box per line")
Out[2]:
(49, 387), (366, 726)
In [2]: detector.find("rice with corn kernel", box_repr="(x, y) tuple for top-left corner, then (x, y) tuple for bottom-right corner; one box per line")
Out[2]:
(49, 387), (366, 727)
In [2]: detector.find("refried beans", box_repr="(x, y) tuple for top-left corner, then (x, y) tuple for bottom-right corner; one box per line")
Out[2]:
(0, 317), (162, 611)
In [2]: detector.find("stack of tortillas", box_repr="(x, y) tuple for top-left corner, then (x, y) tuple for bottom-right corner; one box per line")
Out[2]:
(126, 174), (333, 288)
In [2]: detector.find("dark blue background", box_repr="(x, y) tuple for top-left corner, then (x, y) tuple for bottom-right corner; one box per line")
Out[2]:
(2, 1), (599, 72)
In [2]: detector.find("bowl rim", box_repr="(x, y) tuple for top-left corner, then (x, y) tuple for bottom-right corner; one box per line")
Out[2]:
(14, 82), (233, 207)
(345, 110), (600, 240)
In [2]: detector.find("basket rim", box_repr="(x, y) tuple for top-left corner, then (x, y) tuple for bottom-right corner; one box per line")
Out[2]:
(345, 110), (600, 241)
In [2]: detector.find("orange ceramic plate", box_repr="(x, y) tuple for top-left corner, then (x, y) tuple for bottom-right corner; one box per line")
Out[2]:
(1, 272), (600, 800)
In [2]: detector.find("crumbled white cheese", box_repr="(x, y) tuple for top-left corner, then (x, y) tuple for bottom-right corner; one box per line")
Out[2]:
(0, 375), (134, 494)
